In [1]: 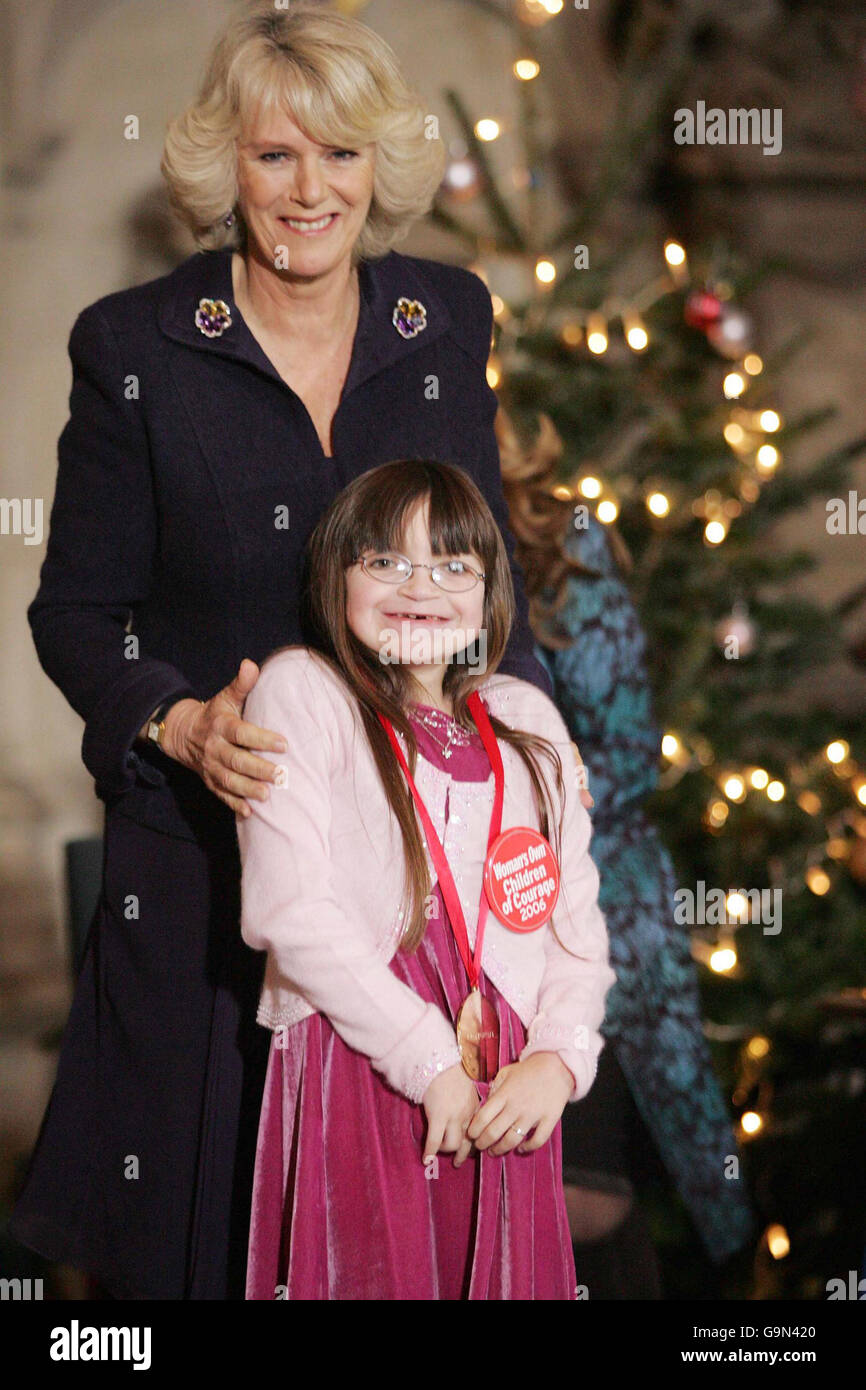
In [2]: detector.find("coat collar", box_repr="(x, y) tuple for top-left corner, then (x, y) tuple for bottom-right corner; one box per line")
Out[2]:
(156, 246), (453, 402)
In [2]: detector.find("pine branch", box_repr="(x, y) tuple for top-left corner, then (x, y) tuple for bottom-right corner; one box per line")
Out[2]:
(442, 88), (525, 250)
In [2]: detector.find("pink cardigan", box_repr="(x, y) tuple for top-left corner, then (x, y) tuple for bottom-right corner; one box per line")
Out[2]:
(237, 648), (616, 1105)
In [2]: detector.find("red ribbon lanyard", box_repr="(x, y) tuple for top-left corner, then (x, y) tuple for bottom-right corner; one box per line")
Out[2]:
(378, 691), (504, 990)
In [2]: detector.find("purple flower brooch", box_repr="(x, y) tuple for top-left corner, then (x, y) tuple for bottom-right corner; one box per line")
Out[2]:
(195, 298), (233, 338)
(392, 296), (427, 339)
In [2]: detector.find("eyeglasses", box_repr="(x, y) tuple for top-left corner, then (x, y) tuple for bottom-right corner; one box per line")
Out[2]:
(353, 550), (485, 593)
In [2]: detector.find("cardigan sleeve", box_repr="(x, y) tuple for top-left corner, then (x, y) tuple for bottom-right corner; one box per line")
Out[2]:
(454, 270), (553, 700)
(517, 701), (617, 1101)
(28, 305), (201, 799)
(236, 658), (464, 1105)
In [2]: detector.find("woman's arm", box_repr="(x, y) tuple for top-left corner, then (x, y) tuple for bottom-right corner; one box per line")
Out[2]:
(236, 657), (463, 1104)
(518, 717), (617, 1101)
(29, 305), (200, 798)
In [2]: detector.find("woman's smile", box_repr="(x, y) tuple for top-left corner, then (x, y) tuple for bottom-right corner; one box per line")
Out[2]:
(279, 212), (340, 235)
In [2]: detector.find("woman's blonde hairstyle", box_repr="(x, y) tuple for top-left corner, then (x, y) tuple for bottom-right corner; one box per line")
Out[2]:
(161, 1), (446, 259)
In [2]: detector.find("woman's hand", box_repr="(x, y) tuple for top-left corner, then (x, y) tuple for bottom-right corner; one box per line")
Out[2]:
(466, 1053), (575, 1158)
(572, 741), (594, 809)
(422, 1063), (481, 1169)
(162, 658), (288, 817)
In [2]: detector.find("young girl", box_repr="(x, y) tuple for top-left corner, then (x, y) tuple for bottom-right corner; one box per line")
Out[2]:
(237, 459), (616, 1300)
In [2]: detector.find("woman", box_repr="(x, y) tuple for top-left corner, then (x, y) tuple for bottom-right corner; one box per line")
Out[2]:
(10, 3), (552, 1300)
(498, 409), (756, 1296)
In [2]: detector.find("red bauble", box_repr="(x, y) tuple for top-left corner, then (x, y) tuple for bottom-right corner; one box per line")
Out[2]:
(684, 290), (723, 331)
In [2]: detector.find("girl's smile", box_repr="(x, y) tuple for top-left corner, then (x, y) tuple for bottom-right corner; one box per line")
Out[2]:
(345, 500), (486, 705)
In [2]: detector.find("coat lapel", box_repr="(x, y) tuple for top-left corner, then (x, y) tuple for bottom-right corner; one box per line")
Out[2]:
(156, 245), (453, 405)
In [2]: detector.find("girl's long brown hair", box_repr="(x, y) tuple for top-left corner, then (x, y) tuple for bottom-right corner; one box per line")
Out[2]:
(297, 458), (566, 952)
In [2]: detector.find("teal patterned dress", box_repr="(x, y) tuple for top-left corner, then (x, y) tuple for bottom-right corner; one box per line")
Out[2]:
(536, 516), (756, 1263)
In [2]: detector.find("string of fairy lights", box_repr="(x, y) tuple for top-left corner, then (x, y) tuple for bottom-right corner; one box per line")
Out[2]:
(442, 0), (866, 1212)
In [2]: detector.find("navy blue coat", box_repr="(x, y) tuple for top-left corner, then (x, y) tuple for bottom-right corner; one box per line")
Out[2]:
(11, 246), (551, 1298)
(29, 245), (549, 842)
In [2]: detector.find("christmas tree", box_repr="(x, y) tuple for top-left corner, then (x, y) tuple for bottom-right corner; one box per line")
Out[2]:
(434, 0), (866, 1298)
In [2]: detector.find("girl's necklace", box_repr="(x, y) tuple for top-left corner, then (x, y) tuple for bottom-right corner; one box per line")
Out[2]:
(415, 706), (473, 761)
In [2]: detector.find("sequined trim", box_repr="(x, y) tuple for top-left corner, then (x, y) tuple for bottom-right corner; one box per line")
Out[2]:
(404, 1043), (463, 1104)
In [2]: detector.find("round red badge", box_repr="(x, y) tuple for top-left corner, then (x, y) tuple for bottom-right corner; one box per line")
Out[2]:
(483, 826), (560, 933)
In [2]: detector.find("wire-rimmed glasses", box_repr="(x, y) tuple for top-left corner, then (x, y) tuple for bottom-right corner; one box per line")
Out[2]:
(353, 550), (485, 593)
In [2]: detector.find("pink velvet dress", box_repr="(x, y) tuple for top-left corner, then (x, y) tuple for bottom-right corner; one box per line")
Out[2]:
(245, 705), (577, 1300)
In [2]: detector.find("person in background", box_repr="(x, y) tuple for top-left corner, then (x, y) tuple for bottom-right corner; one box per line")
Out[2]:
(498, 407), (756, 1298)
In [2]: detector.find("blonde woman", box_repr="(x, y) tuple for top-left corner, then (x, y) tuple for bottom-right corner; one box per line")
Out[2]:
(11, 3), (552, 1300)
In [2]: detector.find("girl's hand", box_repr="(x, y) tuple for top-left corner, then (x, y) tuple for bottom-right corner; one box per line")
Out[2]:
(162, 659), (288, 817)
(466, 1053), (575, 1157)
(422, 1063), (481, 1169)
(572, 741), (594, 809)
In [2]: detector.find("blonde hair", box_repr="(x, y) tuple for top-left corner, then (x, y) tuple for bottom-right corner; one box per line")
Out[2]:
(160, 1), (445, 259)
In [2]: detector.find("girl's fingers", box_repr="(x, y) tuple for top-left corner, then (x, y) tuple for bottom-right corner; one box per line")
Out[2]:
(452, 1134), (474, 1168)
(517, 1117), (556, 1154)
(489, 1116), (534, 1157)
(471, 1105), (527, 1152)
(465, 1089), (508, 1144)
(423, 1118), (445, 1164)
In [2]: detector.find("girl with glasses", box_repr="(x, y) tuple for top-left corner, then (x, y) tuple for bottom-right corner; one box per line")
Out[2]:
(237, 457), (615, 1300)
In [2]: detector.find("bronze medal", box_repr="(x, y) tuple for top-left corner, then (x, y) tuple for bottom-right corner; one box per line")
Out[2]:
(456, 988), (500, 1082)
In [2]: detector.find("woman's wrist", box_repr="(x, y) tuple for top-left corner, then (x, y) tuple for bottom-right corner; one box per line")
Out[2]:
(160, 698), (204, 761)
(136, 698), (201, 756)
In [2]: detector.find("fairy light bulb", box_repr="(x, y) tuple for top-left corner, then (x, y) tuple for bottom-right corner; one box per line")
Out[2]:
(766, 781), (785, 801)
(798, 791), (821, 815)
(710, 945), (737, 973)
(723, 775), (746, 802)
(624, 312), (648, 351)
(747, 1035), (770, 1059)
(856, 781), (866, 807)
(535, 259), (556, 285)
(596, 499), (618, 524)
(513, 58), (540, 80)
(756, 444), (780, 471)
(724, 422), (745, 447)
(759, 409), (781, 432)
(826, 740), (849, 764)
(749, 768), (769, 790)
(741, 1111), (762, 1135)
(743, 354), (763, 375)
(647, 491), (670, 517)
(577, 476), (602, 499)
(806, 865), (831, 896)
(661, 733), (680, 758)
(586, 312), (608, 354)
(705, 519), (727, 545)
(726, 891), (749, 919)
(664, 239), (686, 268)
(708, 800), (729, 827)
(724, 372), (746, 399)
(474, 118), (501, 142)
(766, 1225), (790, 1259)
